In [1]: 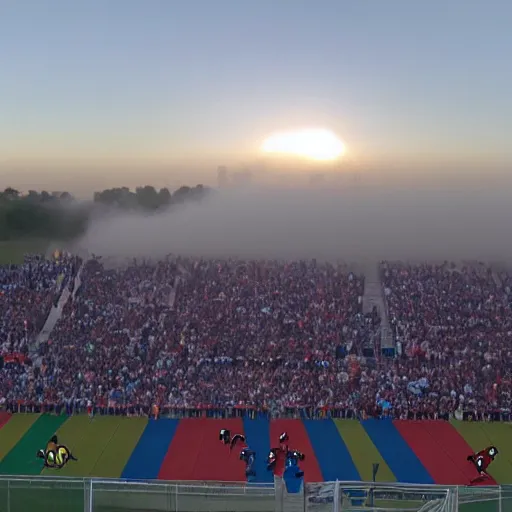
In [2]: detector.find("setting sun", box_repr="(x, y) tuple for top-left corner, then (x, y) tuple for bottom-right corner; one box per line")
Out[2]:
(261, 128), (345, 161)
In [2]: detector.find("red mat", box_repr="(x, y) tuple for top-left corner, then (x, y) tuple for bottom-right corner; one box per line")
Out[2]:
(395, 420), (495, 486)
(158, 418), (246, 482)
(270, 419), (323, 482)
(422, 421), (496, 485)
(394, 420), (467, 484)
(0, 412), (11, 430)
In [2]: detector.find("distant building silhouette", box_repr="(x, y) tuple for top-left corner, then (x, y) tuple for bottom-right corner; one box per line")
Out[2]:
(217, 166), (228, 188)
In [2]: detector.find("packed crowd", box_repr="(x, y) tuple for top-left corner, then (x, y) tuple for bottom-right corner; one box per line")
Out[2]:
(167, 259), (371, 409)
(381, 261), (512, 419)
(0, 254), (79, 354)
(0, 254), (80, 406)
(1, 253), (511, 420)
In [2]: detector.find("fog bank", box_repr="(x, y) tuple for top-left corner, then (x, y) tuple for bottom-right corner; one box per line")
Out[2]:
(75, 186), (512, 263)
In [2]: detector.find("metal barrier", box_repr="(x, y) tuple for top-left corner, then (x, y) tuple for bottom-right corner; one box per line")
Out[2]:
(0, 475), (509, 512)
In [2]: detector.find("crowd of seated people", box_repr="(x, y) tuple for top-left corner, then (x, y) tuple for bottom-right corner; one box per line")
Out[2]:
(381, 261), (512, 420)
(2, 257), (375, 415)
(1, 254), (512, 421)
(0, 253), (80, 407)
(33, 257), (179, 410)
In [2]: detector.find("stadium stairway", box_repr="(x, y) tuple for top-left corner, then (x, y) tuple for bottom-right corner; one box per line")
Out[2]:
(304, 419), (360, 482)
(270, 419), (323, 482)
(362, 419), (433, 484)
(168, 275), (180, 308)
(243, 416), (274, 483)
(31, 260), (87, 361)
(122, 418), (179, 480)
(362, 264), (393, 350)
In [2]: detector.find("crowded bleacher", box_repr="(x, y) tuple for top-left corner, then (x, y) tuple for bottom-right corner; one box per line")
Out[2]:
(0, 253), (81, 408)
(381, 261), (512, 421)
(1, 253), (511, 421)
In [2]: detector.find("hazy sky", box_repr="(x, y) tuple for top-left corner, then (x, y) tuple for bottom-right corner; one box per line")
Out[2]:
(1, 0), (511, 194)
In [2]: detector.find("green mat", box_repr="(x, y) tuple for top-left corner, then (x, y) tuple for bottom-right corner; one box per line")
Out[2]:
(452, 420), (512, 484)
(0, 414), (39, 462)
(43, 415), (121, 477)
(41, 415), (92, 476)
(91, 416), (147, 478)
(0, 414), (67, 475)
(334, 419), (396, 482)
(0, 415), (148, 512)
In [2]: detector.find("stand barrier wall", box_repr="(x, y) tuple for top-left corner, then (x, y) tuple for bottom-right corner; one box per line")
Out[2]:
(0, 475), (509, 512)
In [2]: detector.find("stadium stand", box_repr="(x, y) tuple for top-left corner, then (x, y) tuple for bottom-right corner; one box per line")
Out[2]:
(2, 254), (512, 486)
(1, 255), (511, 421)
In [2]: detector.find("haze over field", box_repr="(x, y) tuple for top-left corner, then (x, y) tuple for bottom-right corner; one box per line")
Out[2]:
(1, 1), (511, 193)
(77, 185), (511, 263)
(2, 1), (511, 263)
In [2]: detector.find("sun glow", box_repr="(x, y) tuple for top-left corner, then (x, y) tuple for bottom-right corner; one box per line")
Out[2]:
(261, 128), (345, 161)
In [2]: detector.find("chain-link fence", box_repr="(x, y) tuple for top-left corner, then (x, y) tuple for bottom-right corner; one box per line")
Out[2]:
(0, 476), (510, 512)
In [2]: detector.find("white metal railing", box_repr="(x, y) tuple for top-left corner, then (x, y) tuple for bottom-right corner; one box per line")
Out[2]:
(0, 475), (509, 512)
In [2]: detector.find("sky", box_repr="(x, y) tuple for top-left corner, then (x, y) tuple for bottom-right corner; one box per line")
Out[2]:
(1, 0), (511, 195)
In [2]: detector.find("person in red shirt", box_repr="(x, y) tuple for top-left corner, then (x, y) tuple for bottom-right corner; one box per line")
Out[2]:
(467, 446), (498, 484)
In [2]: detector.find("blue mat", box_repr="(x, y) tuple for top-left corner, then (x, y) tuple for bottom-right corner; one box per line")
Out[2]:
(304, 419), (360, 481)
(362, 419), (433, 484)
(122, 419), (179, 479)
(243, 416), (274, 483)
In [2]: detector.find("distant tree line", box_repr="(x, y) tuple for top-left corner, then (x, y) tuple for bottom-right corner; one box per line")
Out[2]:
(0, 187), (88, 242)
(0, 184), (210, 241)
(93, 184), (208, 210)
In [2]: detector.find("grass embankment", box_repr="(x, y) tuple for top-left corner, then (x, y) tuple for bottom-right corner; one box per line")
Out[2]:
(0, 239), (50, 264)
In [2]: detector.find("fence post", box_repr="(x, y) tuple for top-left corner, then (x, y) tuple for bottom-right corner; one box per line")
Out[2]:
(499, 485), (502, 512)
(175, 483), (179, 512)
(7, 478), (10, 512)
(333, 480), (340, 512)
(83, 479), (86, 512)
(453, 485), (459, 512)
(89, 479), (93, 512)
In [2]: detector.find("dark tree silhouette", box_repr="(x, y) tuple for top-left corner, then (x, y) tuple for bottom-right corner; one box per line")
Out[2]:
(0, 184), (210, 241)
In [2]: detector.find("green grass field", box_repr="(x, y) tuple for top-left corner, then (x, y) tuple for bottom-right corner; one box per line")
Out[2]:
(0, 239), (49, 264)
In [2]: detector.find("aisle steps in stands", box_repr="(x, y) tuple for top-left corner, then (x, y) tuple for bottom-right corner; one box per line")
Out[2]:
(31, 260), (86, 364)
(168, 276), (180, 309)
(362, 264), (394, 350)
